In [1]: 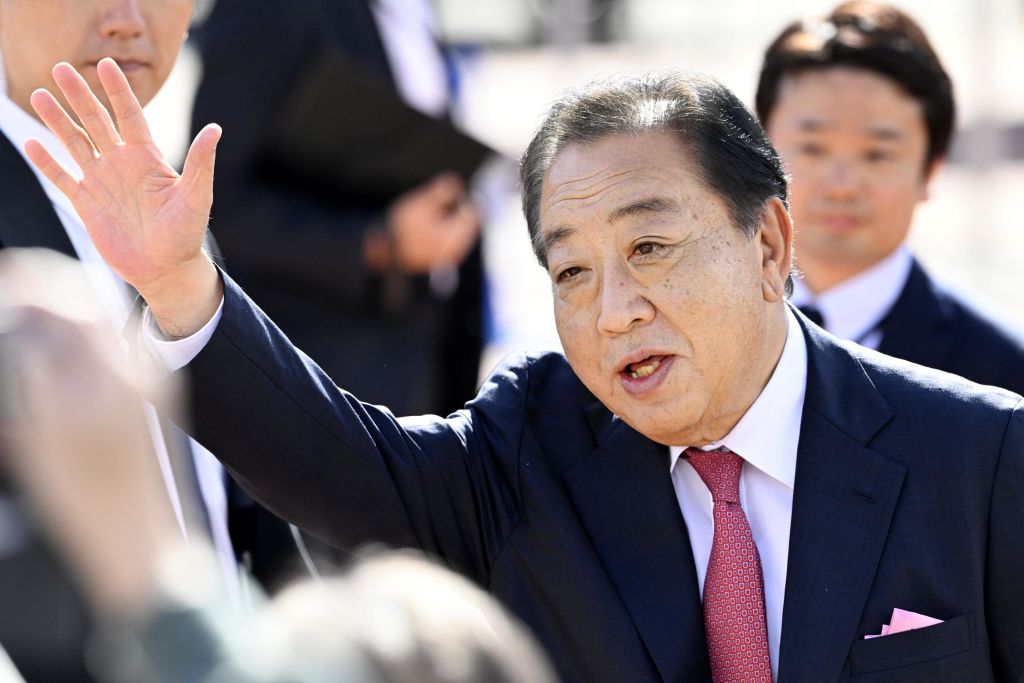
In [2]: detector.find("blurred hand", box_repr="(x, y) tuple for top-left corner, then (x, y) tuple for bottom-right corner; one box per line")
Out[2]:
(385, 172), (479, 274)
(0, 250), (181, 616)
(24, 58), (223, 338)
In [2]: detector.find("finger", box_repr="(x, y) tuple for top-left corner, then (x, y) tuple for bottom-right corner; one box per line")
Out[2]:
(180, 123), (222, 207)
(29, 89), (97, 170)
(96, 58), (151, 145)
(438, 202), (480, 264)
(23, 138), (82, 202)
(427, 171), (465, 204)
(50, 62), (121, 152)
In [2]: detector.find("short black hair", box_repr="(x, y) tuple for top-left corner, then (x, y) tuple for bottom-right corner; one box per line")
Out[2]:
(519, 71), (791, 291)
(756, 0), (955, 169)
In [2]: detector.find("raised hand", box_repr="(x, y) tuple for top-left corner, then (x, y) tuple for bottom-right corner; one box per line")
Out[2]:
(24, 58), (223, 337)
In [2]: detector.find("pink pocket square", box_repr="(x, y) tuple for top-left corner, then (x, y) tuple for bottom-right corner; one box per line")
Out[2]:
(864, 608), (943, 639)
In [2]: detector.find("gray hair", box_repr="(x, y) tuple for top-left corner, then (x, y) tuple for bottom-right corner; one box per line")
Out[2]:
(519, 71), (792, 292)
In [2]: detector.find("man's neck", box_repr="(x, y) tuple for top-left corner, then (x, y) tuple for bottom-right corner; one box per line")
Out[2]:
(797, 257), (871, 295)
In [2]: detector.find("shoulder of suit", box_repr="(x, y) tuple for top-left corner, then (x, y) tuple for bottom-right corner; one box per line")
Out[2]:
(849, 339), (1023, 417)
(915, 264), (1024, 355)
(471, 350), (593, 411)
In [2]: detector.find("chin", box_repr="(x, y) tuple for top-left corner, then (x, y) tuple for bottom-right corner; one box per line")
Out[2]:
(619, 403), (693, 445)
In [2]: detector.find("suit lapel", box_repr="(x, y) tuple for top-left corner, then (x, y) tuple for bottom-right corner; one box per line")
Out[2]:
(0, 131), (77, 257)
(877, 259), (956, 369)
(564, 409), (710, 682)
(778, 322), (905, 683)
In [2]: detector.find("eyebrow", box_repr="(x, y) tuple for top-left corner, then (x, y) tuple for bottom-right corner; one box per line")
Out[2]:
(538, 197), (680, 258)
(536, 225), (576, 260)
(865, 126), (905, 141)
(607, 196), (681, 224)
(796, 119), (906, 141)
(538, 197), (684, 267)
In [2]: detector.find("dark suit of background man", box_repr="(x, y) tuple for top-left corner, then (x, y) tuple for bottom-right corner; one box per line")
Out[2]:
(27, 62), (1024, 682)
(189, 0), (485, 418)
(757, 0), (1024, 394)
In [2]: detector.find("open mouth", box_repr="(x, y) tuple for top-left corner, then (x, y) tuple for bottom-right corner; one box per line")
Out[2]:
(624, 355), (665, 378)
(618, 354), (674, 395)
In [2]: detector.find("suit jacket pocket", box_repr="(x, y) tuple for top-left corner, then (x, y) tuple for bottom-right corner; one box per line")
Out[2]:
(849, 612), (976, 675)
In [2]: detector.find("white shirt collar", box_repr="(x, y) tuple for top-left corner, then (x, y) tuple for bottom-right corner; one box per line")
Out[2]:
(0, 91), (82, 220)
(790, 247), (912, 343)
(669, 308), (807, 489)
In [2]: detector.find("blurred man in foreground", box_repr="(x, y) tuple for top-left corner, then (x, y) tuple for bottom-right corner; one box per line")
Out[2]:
(25, 62), (1024, 682)
(757, 0), (1024, 392)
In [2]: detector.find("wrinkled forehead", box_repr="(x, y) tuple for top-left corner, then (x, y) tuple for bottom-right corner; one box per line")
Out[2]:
(540, 132), (714, 225)
(543, 133), (687, 201)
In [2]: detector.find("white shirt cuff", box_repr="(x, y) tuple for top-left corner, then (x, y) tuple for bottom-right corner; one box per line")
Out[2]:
(142, 296), (225, 372)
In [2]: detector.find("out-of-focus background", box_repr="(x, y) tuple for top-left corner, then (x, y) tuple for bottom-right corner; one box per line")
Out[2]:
(148, 0), (1024, 376)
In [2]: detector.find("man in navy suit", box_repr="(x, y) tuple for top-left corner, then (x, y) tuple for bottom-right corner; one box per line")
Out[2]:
(757, 1), (1024, 395)
(27, 62), (1024, 681)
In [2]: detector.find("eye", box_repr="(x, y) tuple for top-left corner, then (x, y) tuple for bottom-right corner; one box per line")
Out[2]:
(865, 148), (894, 163)
(798, 141), (825, 157)
(633, 241), (662, 258)
(556, 266), (583, 283)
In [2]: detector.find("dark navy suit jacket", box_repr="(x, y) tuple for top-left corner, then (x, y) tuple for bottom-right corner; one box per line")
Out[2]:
(184, 272), (1024, 683)
(878, 258), (1024, 397)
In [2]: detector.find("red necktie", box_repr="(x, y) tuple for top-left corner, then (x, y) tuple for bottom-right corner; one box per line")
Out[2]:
(685, 447), (773, 682)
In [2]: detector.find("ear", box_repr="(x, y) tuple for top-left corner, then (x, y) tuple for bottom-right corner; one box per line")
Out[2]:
(919, 156), (945, 202)
(758, 197), (793, 303)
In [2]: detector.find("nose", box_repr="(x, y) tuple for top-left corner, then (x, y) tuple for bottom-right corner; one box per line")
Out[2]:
(99, 0), (146, 40)
(595, 265), (655, 337)
(822, 159), (863, 201)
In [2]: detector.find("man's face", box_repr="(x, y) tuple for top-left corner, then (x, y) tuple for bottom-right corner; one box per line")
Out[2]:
(539, 131), (790, 446)
(0, 0), (193, 117)
(766, 67), (935, 280)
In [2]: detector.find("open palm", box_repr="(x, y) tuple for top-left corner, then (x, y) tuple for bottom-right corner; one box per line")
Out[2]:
(24, 59), (221, 296)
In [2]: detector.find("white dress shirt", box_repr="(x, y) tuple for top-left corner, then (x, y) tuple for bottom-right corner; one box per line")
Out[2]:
(669, 308), (807, 681)
(0, 93), (239, 597)
(371, 0), (450, 118)
(790, 246), (913, 350)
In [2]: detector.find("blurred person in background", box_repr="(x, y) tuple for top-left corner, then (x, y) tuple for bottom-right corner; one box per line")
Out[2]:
(0, 248), (555, 683)
(757, 0), (1024, 394)
(189, 0), (484, 417)
(0, 1), (299, 678)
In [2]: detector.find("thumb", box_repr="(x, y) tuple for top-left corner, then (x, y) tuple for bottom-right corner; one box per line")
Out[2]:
(425, 171), (464, 204)
(180, 123), (222, 203)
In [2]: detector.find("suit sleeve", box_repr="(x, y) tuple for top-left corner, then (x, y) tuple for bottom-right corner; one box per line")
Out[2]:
(179, 272), (524, 583)
(986, 398), (1024, 681)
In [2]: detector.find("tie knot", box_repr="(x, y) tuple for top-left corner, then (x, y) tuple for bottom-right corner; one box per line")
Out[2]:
(684, 448), (743, 503)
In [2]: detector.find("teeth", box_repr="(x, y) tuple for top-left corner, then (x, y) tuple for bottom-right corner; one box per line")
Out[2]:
(629, 358), (661, 378)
